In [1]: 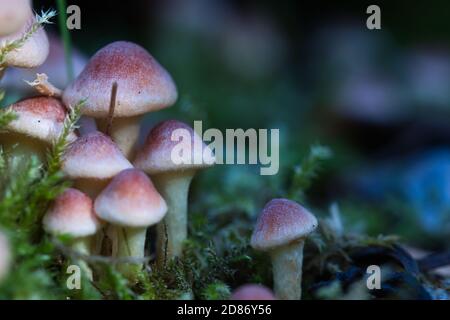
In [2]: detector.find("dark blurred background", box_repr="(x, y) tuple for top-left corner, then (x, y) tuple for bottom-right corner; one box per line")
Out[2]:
(3, 0), (450, 252)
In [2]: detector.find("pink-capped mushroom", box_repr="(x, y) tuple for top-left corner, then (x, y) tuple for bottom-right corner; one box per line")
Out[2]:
(251, 198), (318, 300)
(62, 41), (178, 158)
(94, 168), (167, 281)
(43, 188), (100, 281)
(134, 120), (215, 266)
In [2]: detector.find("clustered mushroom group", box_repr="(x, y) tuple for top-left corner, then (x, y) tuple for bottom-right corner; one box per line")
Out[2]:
(0, 1), (320, 300)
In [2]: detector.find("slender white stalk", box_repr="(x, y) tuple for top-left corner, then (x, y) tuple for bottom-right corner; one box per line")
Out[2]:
(72, 237), (94, 281)
(98, 116), (141, 159)
(74, 178), (108, 199)
(153, 171), (194, 267)
(111, 225), (147, 282)
(270, 240), (305, 300)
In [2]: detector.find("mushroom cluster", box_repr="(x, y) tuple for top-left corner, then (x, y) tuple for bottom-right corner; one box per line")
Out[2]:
(0, 7), (218, 284)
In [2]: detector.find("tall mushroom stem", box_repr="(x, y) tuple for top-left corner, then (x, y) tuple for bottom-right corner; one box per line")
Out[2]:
(153, 171), (194, 267)
(111, 225), (147, 282)
(71, 237), (95, 281)
(73, 178), (109, 199)
(101, 116), (141, 159)
(269, 240), (305, 300)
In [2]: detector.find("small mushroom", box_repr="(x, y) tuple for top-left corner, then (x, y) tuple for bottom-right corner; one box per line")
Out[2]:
(134, 120), (215, 266)
(231, 284), (276, 300)
(61, 131), (133, 198)
(250, 198), (318, 300)
(43, 188), (100, 281)
(0, 0), (31, 37)
(0, 230), (11, 283)
(0, 12), (49, 70)
(0, 96), (77, 161)
(94, 168), (167, 281)
(62, 41), (178, 158)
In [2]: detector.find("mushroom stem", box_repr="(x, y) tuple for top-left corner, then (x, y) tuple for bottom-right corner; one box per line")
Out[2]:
(71, 237), (94, 281)
(77, 117), (98, 136)
(74, 178), (109, 199)
(97, 116), (141, 159)
(111, 225), (147, 282)
(154, 171), (194, 267)
(269, 240), (304, 300)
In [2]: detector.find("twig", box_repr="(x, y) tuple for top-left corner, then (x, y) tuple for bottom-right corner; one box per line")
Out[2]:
(105, 82), (118, 136)
(25, 73), (62, 97)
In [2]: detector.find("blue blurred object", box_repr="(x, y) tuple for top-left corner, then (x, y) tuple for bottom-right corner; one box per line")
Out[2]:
(349, 149), (450, 233)
(402, 149), (450, 232)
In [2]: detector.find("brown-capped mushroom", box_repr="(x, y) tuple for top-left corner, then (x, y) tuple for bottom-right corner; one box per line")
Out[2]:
(0, 12), (49, 70)
(251, 198), (318, 300)
(61, 131), (133, 198)
(134, 120), (215, 266)
(94, 168), (167, 281)
(43, 188), (100, 281)
(62, 41), (178, 158)
(0, 96), (77, 161)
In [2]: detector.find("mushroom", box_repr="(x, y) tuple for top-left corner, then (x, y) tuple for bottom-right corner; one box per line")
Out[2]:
(250, 198), (318, 300)
(94, 168), (167, 281)
(230, 284), (276, 300)
(0, 12), (49, 70)
(0, 96), (77, 161)
(134, 120), (215, 266)
(62, 41), (178, 158)
(0, 0), (31, 37)
(0, 230), (11, 283)
(61, 131), (133, 198)
(43, 188), (100, 281)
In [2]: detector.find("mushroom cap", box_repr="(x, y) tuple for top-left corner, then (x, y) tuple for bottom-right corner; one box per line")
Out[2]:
(0, 0), (31, 36)
(0, 230), (11, 282)
(62, 131), (133, 179)
(94, 169), (167, 227)
(250, 198), (318, 251)
(0, 13), (50, 68)
(43, 188), (100, 237)
(231, 284), (276, 300)
(4, 96), (77, 144)
(62, 41), (178, 118)
(134, 120), (215, 175)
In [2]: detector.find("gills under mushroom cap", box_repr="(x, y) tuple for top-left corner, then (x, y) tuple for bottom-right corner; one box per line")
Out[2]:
(43, 188), (100, 237)
(134, 120), (215, 175)
(94, 169), (167, 227)
(4, 96), (76, 143)
(62, 132), (133, 179)
(250, 198), (318, 251)
(62, 41), (178, 118)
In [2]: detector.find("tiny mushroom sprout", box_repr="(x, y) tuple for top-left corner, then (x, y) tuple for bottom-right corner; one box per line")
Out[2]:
(0, 96), (77, 161)
(43, 188), (100, 281)
(94, 168), (167, 281)
(61, 131), (133, 198)
(230, 284), (276, 300)
(0, 11), (50, 70)
(250, 198), (318, 300)
(0, 0), (31, 36)
(0, 230), (11, 283)
(134, 120), (215, 266)
(62, 41), (178, 158)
